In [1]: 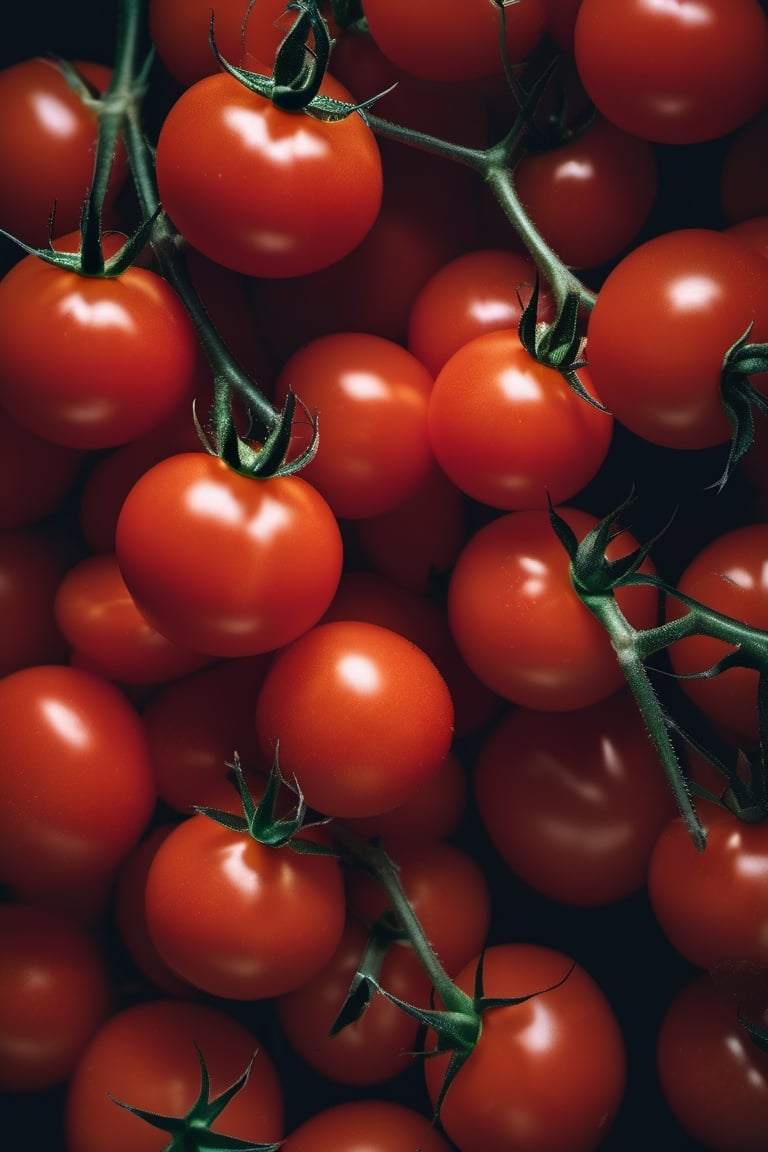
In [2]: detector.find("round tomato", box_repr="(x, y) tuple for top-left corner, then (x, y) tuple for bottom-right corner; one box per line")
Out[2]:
(648, 800), (768, 973)
(574, 0), (768, 144)
(720, 108), (768, 224)
(155, 71), (383, 278)
(64, 999), (284, 1152)
(0, 526), (72, 677)
(428, 330), (613, 510)
(423, 944), (626, 1152)
(447, 505), (659, 710)
(274, 332), (435, 519)
(280, 1100), (454, 1152)
(0, 903), (111, 1092)
(473, 690), (679, 905)
(115, 453), (343, 658)
(0, 664), (156, 894)
(0, 405), (83, 529)
(254, 619), (455, 818)
(144, 811), (346, 999)
(0, 234), (199, 450)
(585, 228), (768, 450)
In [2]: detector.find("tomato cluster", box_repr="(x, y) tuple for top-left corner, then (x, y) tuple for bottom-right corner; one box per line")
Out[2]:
(3, 2), (768, 1151)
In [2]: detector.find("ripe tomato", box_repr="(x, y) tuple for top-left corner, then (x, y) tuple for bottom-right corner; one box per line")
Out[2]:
(574, 0), (768, 144)
(144, 812), (346, 999)
(115, 453), (343, 658)
(340, 748), (467, 844)
(428, 330), (612, 510)
(473, 690), (678, 905)
(720, 108), (768, 224)
(274, 332), (435, 519)
(254, 620), (455, 818)
(155, 71), (383, 278)
(585, 228), (768, 450)
(0, 58), (127, 247)
(657, 971), (768, 1152)
(666, 524), (768, 746)
(423, 944), (626, 1152)
(280, 1100), (454, 1152)
(0, 903), (111, 1092)
(362, 0), (548, 82)
(0, 233), (199, 450)
(0, 526), (72, 677)
(0, 405), (83, 529)
(0, 665), (156, 895)
(64, 999), (284, 1152)
(648, 800), (768, 973)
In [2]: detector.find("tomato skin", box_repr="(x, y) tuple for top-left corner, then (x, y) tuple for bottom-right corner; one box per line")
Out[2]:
(0, 406), (83, 529)
(254, 620), (455, 818)
(0, 665), (156, 895)
(0, 526), (72, 677)
(145, 812), (347, 999)
(423, 944), (626, 1152)
(280, 1100), (454, 1152)
(155, 72), (383, 278)
(448, 506), (658, 710)
(64, 999), (284, 1152)
(648, 801), (768, 973)
(574, 0), (768, 145)
(721, 108), (768, 224)
(115, 453), (343, 658)
(428, 330), (613, 510)
(0, 903), (111, 1092)
(656, 972), (768, 1152)
(0, 235), (199, 450)
(585, 228), (768, 450)
(341, 748), (467, 843)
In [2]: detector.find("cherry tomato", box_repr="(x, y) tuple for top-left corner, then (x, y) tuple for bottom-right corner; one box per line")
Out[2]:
(720, 108), (768, 224)
(340, 748), (467, 844)
(115, 453), (343, 658)
(254, 620), (455, 818)
(574, 0), (768, 144)
(155, 71), (383, 278)
(0, 405), (83, 529)
(280, 1099), (454, 1152)
(0, 526), (72, 677)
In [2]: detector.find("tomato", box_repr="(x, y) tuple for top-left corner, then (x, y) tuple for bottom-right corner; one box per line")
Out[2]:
(513, 115), (658, 270)
(574, 0), (768, 145)
(0, 526), (72, 677)
(0, 406), (84, 529)
(473, 690), (679, 905)
(585, 228), (768, 450)
(64, 998), (284, 1152)
(0, 58), (127, 248)
(280, 1100), (454, 1152)
(546, 0), (584, 52)
(720, 108), (768, 224)
(447, 506), (659, 710)
(666, 524), (768, 746)
(0, 903), (111, 1092)
(407, 248), (555, 378)
(144, 811), (346, 999)
(656, 971), (768, 1152)
(648, 800), (768, 973)
(155, 71), (383, 278)
(115, 453), (343, 658)
(362, 0), (548, 82)
(423, 944), (626, 1152)
(428, 329), (612, 510)
(274, 333), (435, 519)
(0, 233), (199, 450)
(254, 620), (455, 818)
(0, 665), (156, 895)
(275, 915), (433, 1086)
(725, 216), (768, 262)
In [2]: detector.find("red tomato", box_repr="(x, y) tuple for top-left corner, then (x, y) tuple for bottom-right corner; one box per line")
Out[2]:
(0, 58), (127, 247)
(0, 406), (83, 529)
(574, 0), (768, 144)
(725, 216), (768, 262)
(513, 115), (658, 270)
(0, 526), (71, 677)
(546, 0), (584, 52)
(657, 971), (768, 1152)
(648, 800), (768, 973)
(274, 333), (435, 519)
(280, 1100), (454, 1152)
(115, 453), (343, 658)
(721, 108), (768, 224)
(254, 620), (455, 818)
(64, 999), (284, 1152)
(428, 330), (613, 510)
(144, 811), (346, 999)
(423, 944), (626, 1152)
(362, 0), (548, 82)
(473, 690), (679, 905)
(448, 506), (659, 710)
(0, 903), (111, 1092)
(340, 748), (467, 844)
(0, 665), (156, 894)
(585, 228), (768, 450)
(666, 524), (768, 746)
(155, 71), (383, 278)
(0, 233), (198, 450)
